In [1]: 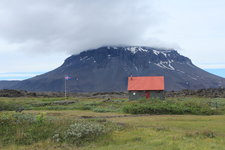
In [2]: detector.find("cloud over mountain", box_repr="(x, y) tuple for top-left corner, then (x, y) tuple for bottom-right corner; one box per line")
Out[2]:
(0, 0), (174, 54)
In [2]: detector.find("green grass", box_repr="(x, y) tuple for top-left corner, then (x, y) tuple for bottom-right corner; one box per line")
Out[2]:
(0, 112), (69, 146)
(1, 97), (224, 114)
(0, 112), (117, 148)
(2, 113), (225, 150)
(1, 96), (225, 149)
(104, 115), (225, 150)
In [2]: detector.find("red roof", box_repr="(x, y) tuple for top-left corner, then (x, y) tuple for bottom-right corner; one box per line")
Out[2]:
(127, 76), (164, 91)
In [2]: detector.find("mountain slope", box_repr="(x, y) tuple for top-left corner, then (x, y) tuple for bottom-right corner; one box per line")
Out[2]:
(11, 46), (225, 92)
(0, 81), (21, 89)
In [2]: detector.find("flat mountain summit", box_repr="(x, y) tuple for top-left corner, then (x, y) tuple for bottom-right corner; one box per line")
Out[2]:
(4, 46), (225, 92)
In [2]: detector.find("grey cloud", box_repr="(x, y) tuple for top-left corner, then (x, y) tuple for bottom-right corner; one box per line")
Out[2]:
(0, 0), (173, 54)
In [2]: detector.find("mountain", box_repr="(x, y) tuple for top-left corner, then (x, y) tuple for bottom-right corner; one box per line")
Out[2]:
(5, 46), (225, 92)
(0, 81), (20, 89)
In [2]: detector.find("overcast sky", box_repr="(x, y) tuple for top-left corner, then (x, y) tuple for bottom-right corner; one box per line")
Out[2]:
(0, 0), (225, 80)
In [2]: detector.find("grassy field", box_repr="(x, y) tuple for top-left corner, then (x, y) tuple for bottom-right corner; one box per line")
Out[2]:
(0, 96), (225, 150)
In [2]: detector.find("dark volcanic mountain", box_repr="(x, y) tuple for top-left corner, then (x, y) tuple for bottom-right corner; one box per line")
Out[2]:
(6, 46), (225, 92)
(0, 81), (20, 89)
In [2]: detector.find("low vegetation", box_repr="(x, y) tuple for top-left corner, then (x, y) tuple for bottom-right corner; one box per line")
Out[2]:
(0, 95), (225, 149)
(122, 100), (219, 115)
(1, 97), (225, 115)
(56, 120), (111, 145)
(0, 112), (117, 147)
(0, 112), (68, 146)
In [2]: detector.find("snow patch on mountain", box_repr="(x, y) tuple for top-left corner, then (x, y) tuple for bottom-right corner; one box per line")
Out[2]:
(155, 61), (175, 70)
(153, 50), (172, 57)
(153, 50), (160, 55)
(125, 46), (148, 54)
(80, 56), (88, 61)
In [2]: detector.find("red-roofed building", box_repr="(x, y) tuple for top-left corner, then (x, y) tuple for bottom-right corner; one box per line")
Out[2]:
(127, 76), (165, 100)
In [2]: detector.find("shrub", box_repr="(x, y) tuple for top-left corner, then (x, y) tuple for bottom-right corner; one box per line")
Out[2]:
(185, 130), (216, 138)
(78, 105), (93, 110)
(0, 112), (58, 145)
(66, 122), (106, 144)
(122, 101), (218, 115)
(0, 101), (22, 111)
(53, 120), (111, 145)
(92, 107), (114, 113)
